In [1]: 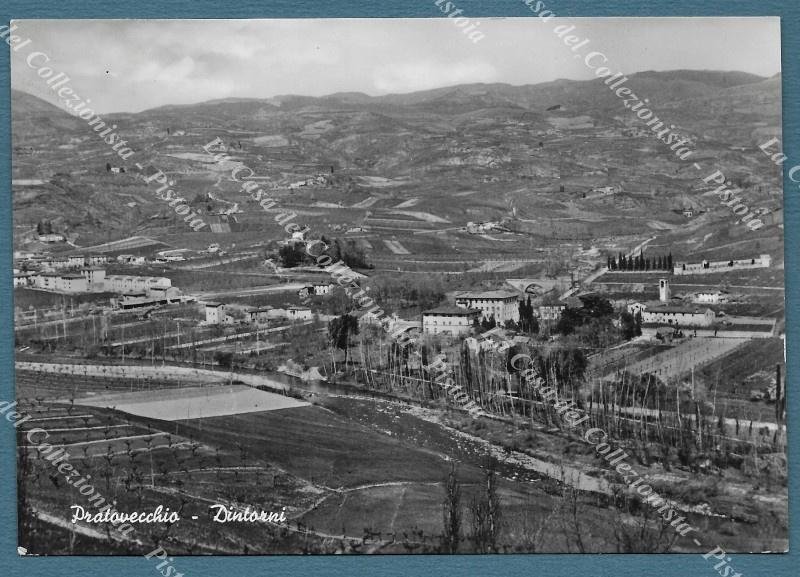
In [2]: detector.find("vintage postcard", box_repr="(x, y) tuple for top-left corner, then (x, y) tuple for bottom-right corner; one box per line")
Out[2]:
(7, 16), (787, 559)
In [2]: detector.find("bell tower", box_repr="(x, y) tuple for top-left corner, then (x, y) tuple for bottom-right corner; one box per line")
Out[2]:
(659, 278), (670, 303)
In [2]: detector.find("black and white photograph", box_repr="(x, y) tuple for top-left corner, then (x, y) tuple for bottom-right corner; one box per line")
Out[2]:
(8, 16), (787, 556)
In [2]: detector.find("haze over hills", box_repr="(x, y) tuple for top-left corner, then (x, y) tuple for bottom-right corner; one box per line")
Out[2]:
(11, 69), (783, 258)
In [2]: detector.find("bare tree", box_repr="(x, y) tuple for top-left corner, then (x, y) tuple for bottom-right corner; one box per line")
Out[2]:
(441, 462), (462, 553)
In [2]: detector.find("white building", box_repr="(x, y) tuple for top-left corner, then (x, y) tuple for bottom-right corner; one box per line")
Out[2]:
(455, 291), (520, 324)
(538, 304), (566, 321)
(104, 275), (171, 293)
(659, 278), (671, 303)
(641, 305), (716, 327)
(116, 254), (147, 265)
(81, 267), (107, 287)
(287, 306), (313, 321)
(38, 233), (65, 243)
(13, 272), (32, 288)
(422, 306), (480, 337)
(205, 302), (226, 325)
(31, 272), (87, 293)
(86, 255), (109, 266)
(693, 291), (729, 304)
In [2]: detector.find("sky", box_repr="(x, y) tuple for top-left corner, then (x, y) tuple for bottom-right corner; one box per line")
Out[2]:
(9, 17), (782, 114)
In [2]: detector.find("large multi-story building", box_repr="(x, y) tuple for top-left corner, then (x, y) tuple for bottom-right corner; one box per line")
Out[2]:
(454, 291), (520, 324)
(31, 272), (88, 293)
(422, 306), (480, 337)
(104, 275), (171, 293)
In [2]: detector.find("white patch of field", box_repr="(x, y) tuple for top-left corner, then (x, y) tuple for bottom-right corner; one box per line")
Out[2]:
(301, 120), (334, 135)
(74, 384), (308, 421)
(492, 261), (526, 272)
(390, 211), (450, 224)
(77, 235), (160, 253)
(252, 134), (289, 147)
(356, 176), (404, 188)
(468, 261), (506, 273)
(394, 198), (419, 209)
(479, 234), (516, 243)
(352, 196), (380, 208)
(12, 179), (46, 186)
(383, 240), (411, 255)
(648, 220), (677, 230)
(166, 152), (219, 163)
(166, 152), (243, 173)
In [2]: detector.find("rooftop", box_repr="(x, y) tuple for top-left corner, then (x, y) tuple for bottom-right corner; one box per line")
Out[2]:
(647, 305), (712, 314)
(424, 306), (481, 316)
(456, 291), (519, 300)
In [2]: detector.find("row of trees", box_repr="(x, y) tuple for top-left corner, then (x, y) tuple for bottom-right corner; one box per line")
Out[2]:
(608, 252), (673, 272)
(442, 460), (502, 554)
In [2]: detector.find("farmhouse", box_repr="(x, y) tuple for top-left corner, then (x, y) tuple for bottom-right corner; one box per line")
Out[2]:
(455, 290), (520, 324)
(693, 291), (729, 304)
(287, 306), (313, 321)
(119, 291), (150, 309)
(538, 304), (566, 321)
(116, 254), (147, 266)
(422, 306), (480, 337)
(640, 305), (716, 327)
(205, 302), (226, 325)
(13, 272), (32, 288)
(38, 233), (65, 243)
(248, 307), (273, 325)
(86, 255), (109, 266)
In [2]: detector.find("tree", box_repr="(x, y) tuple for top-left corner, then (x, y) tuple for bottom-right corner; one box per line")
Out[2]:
(441, 463), (462, 553)
(667, 252), (673, 270)
(278, 243), (306, 268)
(555, 307), (582, 335)
(469, 458), (502, 553)
(106, 162), (111, 172)
(518, 296), (538, 335)
(36, 220), (53, 235)
(328, 313), (360, 367)
(620, 311), (639, 340)
(578, 294), (613, 318)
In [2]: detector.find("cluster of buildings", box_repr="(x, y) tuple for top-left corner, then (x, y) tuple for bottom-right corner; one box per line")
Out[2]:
(15, 259), (183, 311)
(297, 282), (333, 298)
(626, 279), (774, 338)
(203, 302), (314, 326)
(464, 221), (508, 234)
(423, 291), (521, 337)
(17, 266), (173, 295)
(13, 252), (157, 272)
(420, 290), (585, 338)
(627, 279), (716, 329)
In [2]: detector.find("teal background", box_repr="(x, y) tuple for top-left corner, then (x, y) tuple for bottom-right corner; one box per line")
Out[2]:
(0, 1), (796, 576)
